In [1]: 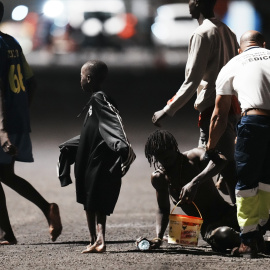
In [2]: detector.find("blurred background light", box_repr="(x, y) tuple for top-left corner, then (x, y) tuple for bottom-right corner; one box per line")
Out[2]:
(0, 0), (268, 67)
(54, 17), (69, 28)
(151, 23), (169, 41)
(151, 3), (197, 48)
(81, 18), (103, 37)
(224, 1), (261, 41)
(104, 16), (125, 35)
(12, 5), (29, 21)
(43, 0), (64, 18)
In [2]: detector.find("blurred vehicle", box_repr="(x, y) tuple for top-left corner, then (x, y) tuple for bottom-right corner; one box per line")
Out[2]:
(68, 0), (126, 37)
(151, 3), (198, 48)
(41, 0), (136, 48)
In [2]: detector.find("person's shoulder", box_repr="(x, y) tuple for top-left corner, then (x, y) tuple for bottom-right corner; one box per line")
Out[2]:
(151, 169), (168, 190)
(210, 18), (237, 38)
(0, 32), (22, 49)
(183, 148), (203, 164)
(91, 91), (107, 105)
(151, 168), (165, 179)
(93, 91), (111, 102)
(95, 91), (119, 109)
(92, 91), (104, 99)
(197, 18), (235, 38)
(224, 52), (242, 68)
(194, 19), (216, 35)
(191, 19), (218, 43)
(0, 32), (19, 43)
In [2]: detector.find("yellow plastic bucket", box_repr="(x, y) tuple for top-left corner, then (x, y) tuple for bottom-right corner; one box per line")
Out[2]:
(168, 201), (203, 246)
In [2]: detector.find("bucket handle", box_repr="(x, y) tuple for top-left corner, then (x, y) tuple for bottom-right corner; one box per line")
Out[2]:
(170, 199), (203, 219)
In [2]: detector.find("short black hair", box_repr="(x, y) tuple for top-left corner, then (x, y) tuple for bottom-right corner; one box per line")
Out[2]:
(200, 0), (217, 17)
(83, 60), (108, 84)
(201, 0), (217, 10)
(145, 130), (179, 169)
(0, 1), (4, 23)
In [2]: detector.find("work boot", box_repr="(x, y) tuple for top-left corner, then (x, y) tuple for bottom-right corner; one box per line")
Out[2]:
(256, 232), (266, 254)
(231, 240), (258, 258)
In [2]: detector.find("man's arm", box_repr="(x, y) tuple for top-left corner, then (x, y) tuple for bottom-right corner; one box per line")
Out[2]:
(152, 34), (210, 127)
(180, 152), (227, 204)
(207, 95), (232, 150)
(150, 170), (170, 248)
(179, 95), (232, 203)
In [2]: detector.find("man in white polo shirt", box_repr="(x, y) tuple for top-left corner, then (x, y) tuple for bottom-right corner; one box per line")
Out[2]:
(206, 30), (270, 257)
(152, 0), (240, 203)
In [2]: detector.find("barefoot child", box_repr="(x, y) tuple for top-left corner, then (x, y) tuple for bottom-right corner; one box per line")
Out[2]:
(75, 60), (135, 253)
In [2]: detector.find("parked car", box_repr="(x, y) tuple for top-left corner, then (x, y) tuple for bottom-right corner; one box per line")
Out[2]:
(151, 3), (198, 48)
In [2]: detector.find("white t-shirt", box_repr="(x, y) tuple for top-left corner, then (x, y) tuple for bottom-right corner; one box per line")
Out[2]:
(216, 47), (270, 112)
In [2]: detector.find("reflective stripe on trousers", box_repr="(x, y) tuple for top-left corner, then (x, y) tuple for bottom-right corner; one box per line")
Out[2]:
(236, 183), (270, 235)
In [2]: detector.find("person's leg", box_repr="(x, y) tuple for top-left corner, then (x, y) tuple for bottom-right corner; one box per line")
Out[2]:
(219, 160), (237, 204)
(0, 162), (62, 242)
(84, 210), (97, 249)
(199, 114), (238, 202)
(232, 116), (269, 257)
(0, 182), (17, 245)
(95, 212), (106, 250)
(216, 114), (239, 204)
(257, 120), (270, 233)
(82, 210), (106, 253)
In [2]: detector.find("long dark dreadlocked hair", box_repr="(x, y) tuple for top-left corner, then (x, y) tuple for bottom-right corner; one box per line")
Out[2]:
(145, 130), (180, 169)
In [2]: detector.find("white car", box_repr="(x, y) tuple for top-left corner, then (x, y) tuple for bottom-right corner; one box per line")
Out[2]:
(151, 3), (198, 48)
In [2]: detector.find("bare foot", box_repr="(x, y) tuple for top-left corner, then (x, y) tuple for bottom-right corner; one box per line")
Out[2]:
(81, 244), (106, 253)
(47, 203), (62, 242)
(0, 239), (17, 245)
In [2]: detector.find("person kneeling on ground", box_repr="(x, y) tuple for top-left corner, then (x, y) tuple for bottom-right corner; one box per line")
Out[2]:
(144, 129), (240, 253)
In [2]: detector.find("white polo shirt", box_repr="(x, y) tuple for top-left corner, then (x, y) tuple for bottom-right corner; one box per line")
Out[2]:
(216, 46), (270, 112)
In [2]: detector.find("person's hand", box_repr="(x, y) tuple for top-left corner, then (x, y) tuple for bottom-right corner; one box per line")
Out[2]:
(2, 141), (17, 156)
(152, 110), (166, 127)
(179, 181), (198, 204)
(150, 238), (162, 249)
(202, 147), (220, 163)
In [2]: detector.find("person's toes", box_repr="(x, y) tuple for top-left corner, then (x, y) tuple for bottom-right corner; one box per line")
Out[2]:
(48, 203), (62, 242)
(81, 244), (96, 253)
(81, 244), (106, 253)
(0, 239), (17, 245)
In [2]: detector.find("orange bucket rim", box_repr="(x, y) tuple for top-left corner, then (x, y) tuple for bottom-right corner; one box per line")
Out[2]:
(170, 214), (203, 221)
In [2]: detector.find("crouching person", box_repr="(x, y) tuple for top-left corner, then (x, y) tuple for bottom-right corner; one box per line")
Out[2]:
(144, 130), (240, 253)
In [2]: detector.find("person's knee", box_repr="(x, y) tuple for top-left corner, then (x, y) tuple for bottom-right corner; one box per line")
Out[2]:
(205, 226), (241, 252)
